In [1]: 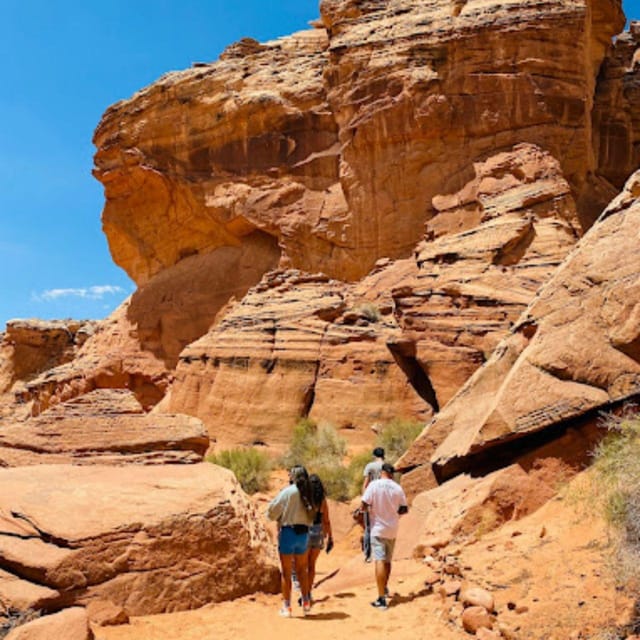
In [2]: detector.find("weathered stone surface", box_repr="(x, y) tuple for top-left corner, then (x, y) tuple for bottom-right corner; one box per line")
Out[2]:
(0, 464), (279, 615)
(392, 144), (582, 411)
(0, 320), (97, 394)
(401, 168), (640, 482)
(165, 269), (433, 448)
(93, 28), (346, 286)
(409, 465), (555, 551)
(593, 21), (640, 192)
(5, 607), (92, 640)
(15, 301), (170, 417)
(0, 389), (208, 467)
(320, 0), (624, 241)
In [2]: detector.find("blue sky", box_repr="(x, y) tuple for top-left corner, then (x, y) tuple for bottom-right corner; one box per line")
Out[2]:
(0, 0), (319, 329)
(0, 0), (639, 330)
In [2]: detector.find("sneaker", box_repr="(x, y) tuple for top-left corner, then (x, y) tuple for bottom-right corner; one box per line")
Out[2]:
(302, 600), (312, 616)
(278, 605), (292, 618)
(371, 597), (388, 610)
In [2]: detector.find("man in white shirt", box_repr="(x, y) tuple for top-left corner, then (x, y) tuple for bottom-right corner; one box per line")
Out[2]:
(361, 462), (408, 610)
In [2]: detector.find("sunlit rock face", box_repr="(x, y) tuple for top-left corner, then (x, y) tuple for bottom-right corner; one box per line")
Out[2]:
(319, 0), (625, 240)
(399, 169), (640, 485)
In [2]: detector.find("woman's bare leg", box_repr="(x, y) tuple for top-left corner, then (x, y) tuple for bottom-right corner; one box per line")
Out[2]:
(308, 547), (322, 593)
(294, 551), (310, 603)
(279, 553), (293, 603)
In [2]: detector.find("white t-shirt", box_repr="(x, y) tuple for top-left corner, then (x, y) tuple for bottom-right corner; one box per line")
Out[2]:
(362, 477), (408, 539)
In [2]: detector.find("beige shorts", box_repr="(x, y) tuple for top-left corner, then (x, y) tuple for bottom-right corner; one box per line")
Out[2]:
(371, 535), (396, 561)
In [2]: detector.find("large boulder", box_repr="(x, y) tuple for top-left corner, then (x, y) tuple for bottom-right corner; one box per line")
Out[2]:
(0, 464), (279, 615)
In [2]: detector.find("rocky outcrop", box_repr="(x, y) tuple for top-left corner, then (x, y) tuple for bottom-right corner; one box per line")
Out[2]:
(592, 21), (640, 191)
(164, 144), (589, 447)
(320, 0), (624, 240)
(400, 169), (640, 483)
(392, 144), (582, 409)
(15, 301), (170, 417)
(0, 464), (279, 615)
(0, 389), (208, 467)
(0, 320), (97, 395)
(91, 0), (629, 374)
(94, 28), (341, 287)
(165, 269), (433, 448)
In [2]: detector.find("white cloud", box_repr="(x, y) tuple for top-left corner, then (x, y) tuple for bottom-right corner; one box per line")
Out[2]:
(32, 285), (126, 302)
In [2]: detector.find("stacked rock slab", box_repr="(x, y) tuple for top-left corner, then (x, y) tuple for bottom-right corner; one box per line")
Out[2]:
(399, 169), (640, 483)
(0, 464), (280, 616)
(0, 389), (208, 467)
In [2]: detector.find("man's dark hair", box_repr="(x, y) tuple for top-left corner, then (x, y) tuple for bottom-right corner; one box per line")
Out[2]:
(381, 462), (395, 475)
(373, 447), (385, 459)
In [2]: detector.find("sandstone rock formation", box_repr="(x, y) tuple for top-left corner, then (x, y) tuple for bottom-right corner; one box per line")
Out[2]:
(0, 320), (97, 396)
(0, 389), (208, 467)
(400, 168), (640, 484)
(4, 607), (93, 640)
(165, 268), (433, 448)
(91, 0), (630, 373)
(13, 301), (170, 417)
(164, 144), (588, 448)
(0, 464), (279, 616)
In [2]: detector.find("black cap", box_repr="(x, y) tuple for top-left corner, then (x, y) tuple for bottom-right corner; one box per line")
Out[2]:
(381, 462), (395, 475)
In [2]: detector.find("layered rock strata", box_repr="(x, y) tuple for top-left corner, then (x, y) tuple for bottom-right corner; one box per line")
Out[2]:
(0, 464), (279, 615)
(0, 389), (208, 467)
(92, 0), (627, 374)
(400, 169), (640, 483)
(15, 301), (170, 417)
(164, 144), (586, 447)
(165, 269), (434, 448)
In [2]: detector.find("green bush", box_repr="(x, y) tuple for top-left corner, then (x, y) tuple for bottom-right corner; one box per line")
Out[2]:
(376, 418), (424, 464)
(282, 419), (353, 501)
(282, 418), (346, 470)
(207, 448), (272, 495)
(280, 417), (424, 501)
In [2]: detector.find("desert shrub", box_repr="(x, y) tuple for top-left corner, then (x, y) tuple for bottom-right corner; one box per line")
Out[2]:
(282, 419), (354, 501)
(353, 302), (381, 322)
(347, 450), (375, 496)
(585, 410), (640, 637)
(207, 448), (271, 495)
(282, 418), (347, 470)
(375, 418), (424, 464)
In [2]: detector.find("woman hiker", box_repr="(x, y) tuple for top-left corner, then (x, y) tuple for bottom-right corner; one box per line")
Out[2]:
(267, 465), (318, 617)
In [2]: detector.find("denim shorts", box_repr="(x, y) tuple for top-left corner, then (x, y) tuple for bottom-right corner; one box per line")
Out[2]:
(308, 523), (324, 550)
(371, 535), (396, 561)
(279, 526), (309, 555)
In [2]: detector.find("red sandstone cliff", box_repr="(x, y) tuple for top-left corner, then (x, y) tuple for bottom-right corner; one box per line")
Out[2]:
(2, 1), (640, 635)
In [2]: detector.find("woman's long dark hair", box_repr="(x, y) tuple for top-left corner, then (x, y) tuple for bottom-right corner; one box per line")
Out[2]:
(290, 465), (314, 512)
(309, 474), (325, 510)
